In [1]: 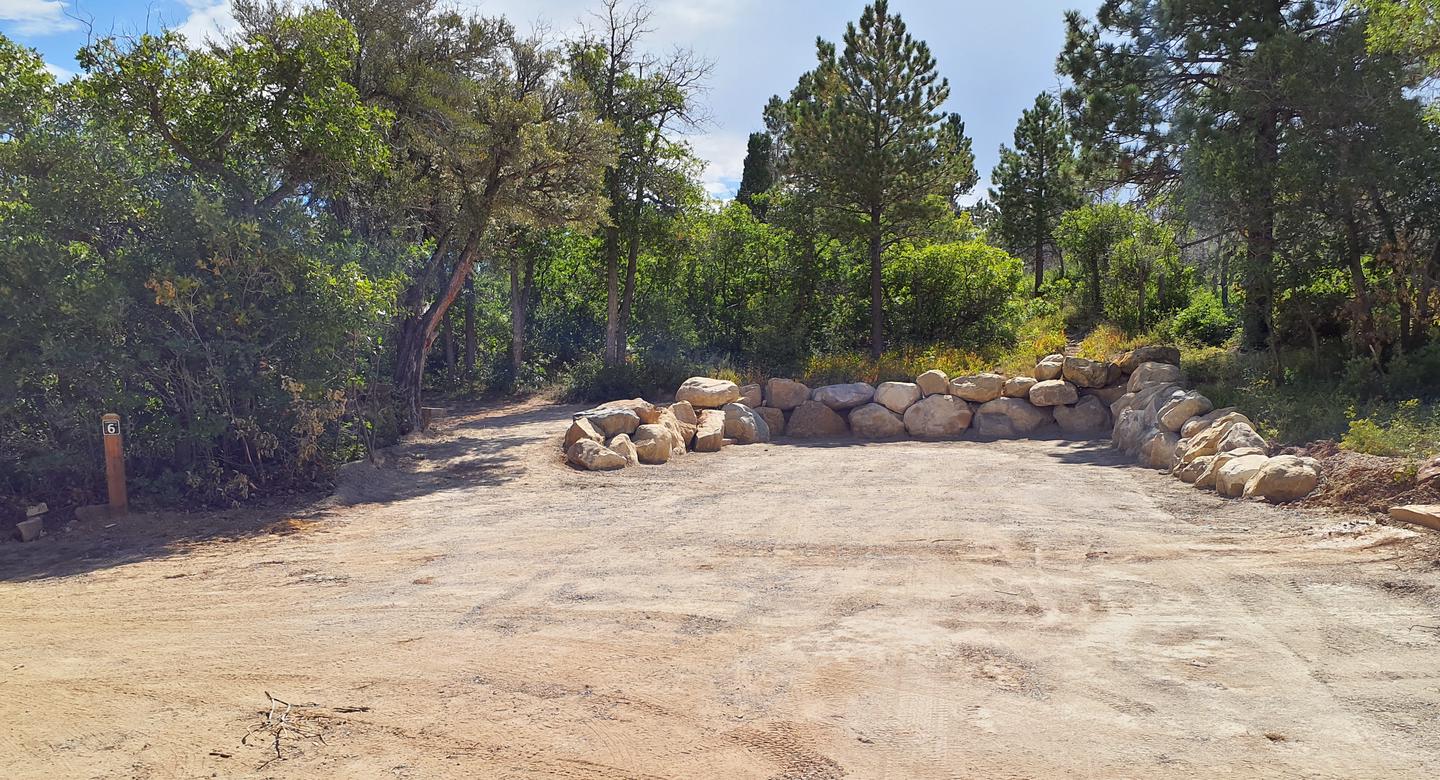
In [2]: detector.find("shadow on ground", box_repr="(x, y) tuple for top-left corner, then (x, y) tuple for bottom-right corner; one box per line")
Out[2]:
(0, 399), (570, 583)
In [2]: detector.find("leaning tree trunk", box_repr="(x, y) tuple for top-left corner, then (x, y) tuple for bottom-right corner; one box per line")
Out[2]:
(394, 233), (481, 429)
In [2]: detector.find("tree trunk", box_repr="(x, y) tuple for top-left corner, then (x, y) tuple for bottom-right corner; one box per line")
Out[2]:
(602, 171), (624, 366)
(463, 276), (476, 379)
(1241, 109), (1279, 351)
(510, 251), (527, 379)
(869, 211), (884, 361)
(394, 232), (480, 429)
(1088, 254), (1102, 317)
(1033, 237), (1044, 296)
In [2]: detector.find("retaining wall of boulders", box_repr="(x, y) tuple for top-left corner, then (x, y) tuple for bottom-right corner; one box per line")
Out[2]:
(562, 345), (1323, 504)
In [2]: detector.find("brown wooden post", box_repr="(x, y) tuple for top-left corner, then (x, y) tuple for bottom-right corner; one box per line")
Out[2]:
(101, 413), (127, 514)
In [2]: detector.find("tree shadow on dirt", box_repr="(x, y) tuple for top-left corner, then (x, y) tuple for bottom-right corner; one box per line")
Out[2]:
(0, 400), (568, 583)
(1041, 439), (1141, 468)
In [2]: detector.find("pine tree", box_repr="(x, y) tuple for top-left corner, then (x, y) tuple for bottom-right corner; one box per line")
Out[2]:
(735, 131), (775, 218)
(989, 92), (1081, 297)
(785, 0), (976, 359)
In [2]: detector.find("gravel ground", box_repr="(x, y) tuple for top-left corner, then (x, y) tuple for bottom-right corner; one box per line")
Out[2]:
(2, 398), (1439, 778)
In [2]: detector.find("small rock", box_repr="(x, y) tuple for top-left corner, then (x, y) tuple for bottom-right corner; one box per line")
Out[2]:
(764, 378), (811, 410)
(902, 394), (972, 438)
(812, 382), (875, 410)
(1062, 356), (1110, 388)
(1028, 379), (1079, 407)
(1034, 354), (1065, 381)
(787, 400), (849, 438)
(15, 517), (43, 542)
(566, 439), (627, 471)
(676, 376), (742, 409)
(951, 373), (1007, 403)
(915, 369), (950, 396)
(874, 382), (922, 413)
(1003, 376), (1037, 398)
(849, 403), (907, 439)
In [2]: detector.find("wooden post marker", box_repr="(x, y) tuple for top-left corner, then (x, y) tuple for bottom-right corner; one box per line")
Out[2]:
(101, 413), (128, 514)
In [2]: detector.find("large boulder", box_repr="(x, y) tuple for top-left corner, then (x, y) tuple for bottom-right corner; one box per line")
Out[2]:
(1062, 356), (1110, 388)
(1112, 409), (1150, 455)
(1218, 422), (1267, 454)
(669, 400), (698, 426)
(765, 378), (811, 410)
(903, 394), (972, 438)
(1180, 407), (1240, 439)
(812, 382), (875, 410)
(1419, 457), (1440, 488)
(915, 369), (950, 397)
(1243, 455), (1321, 502)
(1054, 395), (1110, 435)
(1127, 361), (1184, 392)
(1216, 454), (1271, 497)
(1175, 455), (1213, 484)
(788, 400), (849, 438)
(594, 398), (662, 425)
(1113, 345), (1181, 373)
(657, 407), (694, 455)
(1029, 379), (1079, 407)
(875, 381), (922, 414)
(1158, 391), (1214, 432)
(1138, 429), (1181, 470)
(693, 410), (726, 452)
(849, 403), (907, 440)
(951, 373), (1006, 403)
(739, 383), (763, 408)
(1003, 376), (1038, 398)
(722, 402), (771, 444)
(563, 416), (606, 450)
(755, 406), (786, 437)
(1180, 412), (1254, 463)
(1109, 392), (1137, 420)
(974, 397), (1054, 438)
(1034, 354), (1065, 381)
(577, 406), (641, 437)
(566, 439), (627, 471)
(1082, 383), (1130, 407)
(1389, 505), (1440, 532)
(632, 424), (676, 464)
(676, 377), (741, 409)
(607, 434), (638, 466)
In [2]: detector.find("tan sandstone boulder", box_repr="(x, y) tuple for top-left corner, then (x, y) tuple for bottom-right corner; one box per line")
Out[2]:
(693, 410), (726, 452)
(1127, 361), (1183, 392)
(607, 434), (638, 466)
(755, 406), (785, 437)
(632, 424), (676, 464)
(849, 403), (907, 440)
(915, 369), (950, 397)
(1180, 407), (1240, 438)
(564, 416), (606, 450)
(577, 406), (640, 437)
(1062, 356), (1110, 388)
(1158, 391), (1214, 432)
(1113, 345), (1181, 373)
(764, 378), (810, 410)
(722, 402), (771, 444)
(1029, 379), (1079, 407)
(903, 394), (972, 438)
(788, 400), (849, 438)
(567, 439), (627, 471)
(875, 382), (922, 414)
(812, 382), (875, 410)
(1389, 505), (1440, 532)
(951, 373), (1007, 403)
(676, 377), (741, 408)
(1054, 395), (1110, 435)
(739, 384), (763, 408)
(1082, 383), (1129, 406)
(1139, 429), (1181, 470)
(1218, 422), (1267, 454)
(1175, 455), (1213, 483)
(975, 397), (1054, 437)
(1216, 454), (1271, 497)
(1243, 455), (1321, 502)
(1003, 376), (1038, 398)
(595, 398), (662, 424)
(1034, 353), (1065, 381)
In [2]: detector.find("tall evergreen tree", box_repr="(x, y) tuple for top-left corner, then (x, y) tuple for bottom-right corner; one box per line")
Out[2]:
(989, 92), (1081, 297)
(785, 0), (976, 359)
(735, 131), (774, 218)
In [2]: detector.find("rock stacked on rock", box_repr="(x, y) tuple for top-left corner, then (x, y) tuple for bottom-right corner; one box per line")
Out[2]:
(560, 345), (1324, 504)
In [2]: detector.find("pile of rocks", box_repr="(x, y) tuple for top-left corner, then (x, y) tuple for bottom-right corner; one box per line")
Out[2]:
(560, 346), (1323, 503)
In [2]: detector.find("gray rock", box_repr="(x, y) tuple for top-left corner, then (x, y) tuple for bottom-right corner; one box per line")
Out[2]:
(1003, 376), (1038, 398)
(812, 382), (876, 410)
(902, 394), (972, 438)
(787, 400), (849, 438)
(951, 373), (1006, 403)
(577, 406), (641, 437)
(1034, 354), (1065, 381)
(1062, 356), (1110, 388)
(722, 402), (771, 444)
(975, 397), (1054, 437)
(764, 378), (811, 410)
(1028, 379), (1079, 407)
(915, 369), (950, 396)
(874, 381), (922, 413)
(1054, 395), (1110, 435)
(849, 403), (907, 440)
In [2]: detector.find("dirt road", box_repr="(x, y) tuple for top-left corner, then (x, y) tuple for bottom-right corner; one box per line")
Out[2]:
(3, 400), (1439, 778)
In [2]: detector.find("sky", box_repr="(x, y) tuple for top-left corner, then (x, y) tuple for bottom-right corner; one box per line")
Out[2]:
(1, 0), (1081, 200)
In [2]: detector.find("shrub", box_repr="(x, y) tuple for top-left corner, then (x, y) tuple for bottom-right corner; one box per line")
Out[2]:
(1170, 291), (1239, 346)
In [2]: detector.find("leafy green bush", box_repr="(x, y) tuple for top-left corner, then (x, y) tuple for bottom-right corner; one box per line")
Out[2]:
(1169, 291), (1239, 346)
(1341, 400), (1440, 458)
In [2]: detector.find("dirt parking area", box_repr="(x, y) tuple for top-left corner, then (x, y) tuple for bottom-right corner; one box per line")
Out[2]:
(3, 399), (1440, 778)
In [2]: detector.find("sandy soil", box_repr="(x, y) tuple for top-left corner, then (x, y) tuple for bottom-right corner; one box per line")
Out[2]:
(3, 399), (1440, 779)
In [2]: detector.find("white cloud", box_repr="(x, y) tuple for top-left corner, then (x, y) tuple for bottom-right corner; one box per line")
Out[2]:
(0, 0), (82, 36)
(174, 0), (237, 44)
(44, 60), (74, 80)
(687, 131), (747, 201)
